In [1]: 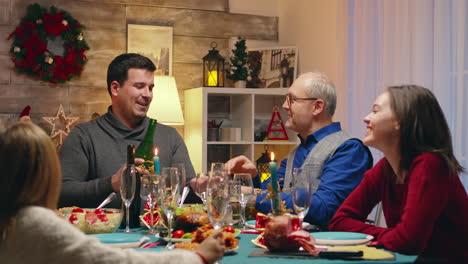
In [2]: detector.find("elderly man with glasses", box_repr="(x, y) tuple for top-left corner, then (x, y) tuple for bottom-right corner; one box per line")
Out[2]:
(225, 72), (373, 229)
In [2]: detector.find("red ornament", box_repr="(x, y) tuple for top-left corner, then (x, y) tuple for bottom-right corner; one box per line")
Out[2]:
(264, 106), (289, 141)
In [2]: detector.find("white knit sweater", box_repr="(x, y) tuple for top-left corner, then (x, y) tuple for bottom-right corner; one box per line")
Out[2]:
(0, 206), (202, 264)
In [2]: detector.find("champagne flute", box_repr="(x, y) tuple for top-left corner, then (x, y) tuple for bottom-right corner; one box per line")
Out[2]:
(120, 164), (136, 233)
(291, 168), (311, 228)
(160, 167), (181, 249)
(174, 163), (187, 206)
(207, 176), (229, 264)
(140, 173), (159, 234)
(233, 173), (254, 230)
(194, 172), (208, 204)
(206, 176), (230, 230)
(210, 162), (225, 178)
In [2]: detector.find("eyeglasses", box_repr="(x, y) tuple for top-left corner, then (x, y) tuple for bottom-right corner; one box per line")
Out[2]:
(285, 95), (318, 106)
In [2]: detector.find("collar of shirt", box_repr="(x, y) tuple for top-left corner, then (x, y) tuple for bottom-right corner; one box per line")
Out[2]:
(99, 106), (150, 140)
(294, 122), (342, 168)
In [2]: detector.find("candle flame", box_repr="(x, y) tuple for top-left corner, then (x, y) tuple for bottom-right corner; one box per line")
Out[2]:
(154, 147), (159, 156)
(270, 152), (275, 161)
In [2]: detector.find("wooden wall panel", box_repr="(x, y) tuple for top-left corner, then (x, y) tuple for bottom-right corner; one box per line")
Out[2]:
(1, 0), (278, 130)
(0, 0), (10, 25)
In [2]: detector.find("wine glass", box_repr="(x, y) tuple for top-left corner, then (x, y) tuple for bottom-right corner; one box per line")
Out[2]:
(120, 164), (136, 233)
(159, 167), (181, 249)
(233, 173), (254, 230)
(174, 163), (187, 206)
(210, 162), (226, 178)
(206, 175), (230, 230)
(194, 172), (208, 204)
(291, 168), (311, 228)
(140, 173), (159, 234)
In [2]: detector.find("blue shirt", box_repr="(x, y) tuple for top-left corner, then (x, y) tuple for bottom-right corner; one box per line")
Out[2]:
(255, 122), (373, 227)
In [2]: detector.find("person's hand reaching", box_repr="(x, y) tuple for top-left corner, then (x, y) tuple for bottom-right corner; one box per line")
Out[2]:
(195, 230), (224, 264)
(225, 155), (257, 178)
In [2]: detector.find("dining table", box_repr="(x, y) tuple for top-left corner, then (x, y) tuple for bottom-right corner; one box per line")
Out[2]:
(89, 229), (418, 264)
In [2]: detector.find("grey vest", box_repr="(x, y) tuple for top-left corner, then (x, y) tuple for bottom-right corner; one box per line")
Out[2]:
(282, 130), (352, 194)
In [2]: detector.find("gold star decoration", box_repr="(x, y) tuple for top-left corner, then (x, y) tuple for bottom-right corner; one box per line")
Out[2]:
(42, 104), (79, 146)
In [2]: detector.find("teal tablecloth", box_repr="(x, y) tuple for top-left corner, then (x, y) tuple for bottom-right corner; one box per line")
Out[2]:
(93, 231), (418, 264)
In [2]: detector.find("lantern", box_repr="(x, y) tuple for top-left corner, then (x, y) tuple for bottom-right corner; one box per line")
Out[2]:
(256, 146), (271, 183)
(203, 42), (225, 87)
(280, 57), (290, 87)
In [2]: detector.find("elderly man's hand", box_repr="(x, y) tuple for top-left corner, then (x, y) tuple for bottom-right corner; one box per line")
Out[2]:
(225, 155), (257, 178)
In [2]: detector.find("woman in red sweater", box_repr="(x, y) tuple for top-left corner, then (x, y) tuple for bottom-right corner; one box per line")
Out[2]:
(329, 85), (468, 263)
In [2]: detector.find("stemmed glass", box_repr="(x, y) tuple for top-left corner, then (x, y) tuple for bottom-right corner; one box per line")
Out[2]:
(194, 172), (208, 204)
(140, 173), (159, 234)
(120, 164), (136, 233)
(291, 168), (311, 228)
(174, 163), (187, 206)
(159, 167), (181, 249)
(206, 175), (229, 264)
(206, 175), (230, 230)
(210, 162), (225, 178)
(233, 173), (254, 230)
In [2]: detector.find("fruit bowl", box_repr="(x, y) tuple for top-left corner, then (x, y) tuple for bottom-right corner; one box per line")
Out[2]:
(58, 207), (122, 234)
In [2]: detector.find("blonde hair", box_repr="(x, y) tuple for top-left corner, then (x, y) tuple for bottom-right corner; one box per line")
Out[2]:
(0, 122), (61, 243)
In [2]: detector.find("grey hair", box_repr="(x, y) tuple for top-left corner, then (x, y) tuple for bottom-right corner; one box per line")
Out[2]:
(300, 72), (337, 117)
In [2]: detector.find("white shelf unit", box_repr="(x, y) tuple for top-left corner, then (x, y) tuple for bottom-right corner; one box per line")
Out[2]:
(184, 87), (299, 173)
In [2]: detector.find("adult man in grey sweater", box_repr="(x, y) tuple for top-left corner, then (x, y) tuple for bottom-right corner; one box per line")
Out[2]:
(59, 53), (197, 209)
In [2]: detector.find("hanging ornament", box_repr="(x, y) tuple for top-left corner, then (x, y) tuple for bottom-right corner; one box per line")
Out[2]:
(42, 104), (79, 147)
(7, 3), (89, 84)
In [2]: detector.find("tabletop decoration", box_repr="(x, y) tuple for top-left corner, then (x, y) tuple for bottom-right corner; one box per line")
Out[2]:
(153, 147), (160, 175)
(7, 3), (89, 84)
(264, 106), (289, 141)
(226, 37), (252, 88)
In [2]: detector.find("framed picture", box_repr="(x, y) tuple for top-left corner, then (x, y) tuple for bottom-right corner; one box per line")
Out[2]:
(247, 46), (297, 88)
(127, 24), (173, 76)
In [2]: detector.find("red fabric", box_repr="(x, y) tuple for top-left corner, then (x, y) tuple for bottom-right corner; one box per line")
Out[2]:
(329, 153), (468, 263)
(20, 105), (31, 117)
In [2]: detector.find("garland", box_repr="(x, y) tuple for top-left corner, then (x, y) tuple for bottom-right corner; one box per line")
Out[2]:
(8, 3), (89, 84)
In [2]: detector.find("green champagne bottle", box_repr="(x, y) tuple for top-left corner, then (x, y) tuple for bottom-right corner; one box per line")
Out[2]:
(129, 118), (157, 228)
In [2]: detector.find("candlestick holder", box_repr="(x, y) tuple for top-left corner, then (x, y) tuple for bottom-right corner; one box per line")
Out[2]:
(260, 184), (292, 216)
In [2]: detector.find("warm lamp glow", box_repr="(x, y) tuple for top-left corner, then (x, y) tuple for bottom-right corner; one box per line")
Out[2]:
(147, 76), (184, 125)
(270, 152), (275, 161)
(207, 71), (218, 86)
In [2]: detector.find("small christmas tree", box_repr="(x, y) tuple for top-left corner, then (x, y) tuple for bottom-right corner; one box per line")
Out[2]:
(226, 37), (251, 82)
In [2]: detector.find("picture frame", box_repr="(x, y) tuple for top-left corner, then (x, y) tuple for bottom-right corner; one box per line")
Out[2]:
(247, 46), (297, 88)
(127, 24), (173, 76)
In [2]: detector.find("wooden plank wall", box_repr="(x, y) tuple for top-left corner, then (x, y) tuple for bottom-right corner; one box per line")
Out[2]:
(0, 0), (277, 129)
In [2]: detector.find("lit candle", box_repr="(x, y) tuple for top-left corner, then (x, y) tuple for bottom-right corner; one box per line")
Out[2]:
(153, 148), (160, 175)
(269, 152), (279, 213)
(207, 71), (218, 86)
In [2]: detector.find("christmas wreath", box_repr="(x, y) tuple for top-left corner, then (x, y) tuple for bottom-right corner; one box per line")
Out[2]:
(7, 3), (89, 84)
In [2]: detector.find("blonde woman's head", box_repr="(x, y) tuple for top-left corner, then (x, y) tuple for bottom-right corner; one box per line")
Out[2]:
(0, 122), (61, 211)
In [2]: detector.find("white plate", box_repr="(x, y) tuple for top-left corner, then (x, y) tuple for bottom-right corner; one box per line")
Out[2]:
(311, 232), (374, 246)
(224, 246), (239, 255)
(246, 220), (309, 230)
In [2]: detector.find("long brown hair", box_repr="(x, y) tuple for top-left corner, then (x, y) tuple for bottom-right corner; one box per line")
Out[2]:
(387, 85), (464, 183)
(0, 122), (61, 243)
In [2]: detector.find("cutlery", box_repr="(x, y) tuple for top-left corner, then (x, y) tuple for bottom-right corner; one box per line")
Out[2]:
(97, 192), (117, 209)
(178, 187), (189, 207)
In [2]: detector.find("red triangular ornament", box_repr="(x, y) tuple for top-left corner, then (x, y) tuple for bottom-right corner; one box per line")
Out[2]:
(264, 106), (289, 141)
